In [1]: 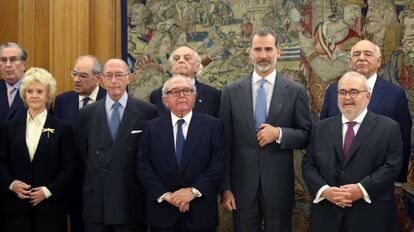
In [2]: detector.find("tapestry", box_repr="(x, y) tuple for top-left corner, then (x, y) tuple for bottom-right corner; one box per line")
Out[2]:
(126, 0), (414, 231)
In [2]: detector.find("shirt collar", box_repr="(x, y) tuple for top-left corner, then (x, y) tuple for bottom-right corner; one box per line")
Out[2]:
(252, 69), (276, 85)
(5, 79), (23, 90)
(341, 108), (368, 125)
(367, 73), (377, 92)
(105, 91), (128, 109)
(26, 109), (48, 125)
(171, 111), (193, 127)
(78, 85), (100, 103)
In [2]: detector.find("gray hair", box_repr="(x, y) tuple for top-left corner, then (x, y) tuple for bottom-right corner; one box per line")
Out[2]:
(350, 40), (382, 57)
(161, 74), (197, 97)
(76, 55), (102, 75)
(168, 46), (204, 76)
(20, 67), (57, 108)
(339, 71), (372, 92)
(0, 42), (27, 61)
(250, 27), (278, 47)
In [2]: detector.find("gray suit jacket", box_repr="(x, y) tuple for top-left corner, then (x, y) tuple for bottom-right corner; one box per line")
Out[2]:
(220, 72), (312, 210)
(78, 96), (157, 224)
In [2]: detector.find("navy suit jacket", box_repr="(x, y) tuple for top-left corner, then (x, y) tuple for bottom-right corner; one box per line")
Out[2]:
(137, 113), (225, 230)
(320, 77), (411, 182)
(53, 86), (106, 129)
(302, 111), (402, 232)
(0, 113), (76, 214)
(149, 80), (221, 117)
(78, 96), (157, 225)
(0, 79), (26, 125)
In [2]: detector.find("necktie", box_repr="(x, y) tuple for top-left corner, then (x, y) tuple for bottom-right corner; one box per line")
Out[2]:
(175, 119), (185, 165)
(7, 86), (15, 107)
(255, 78), (267, 132)
(109, 102), (121, 141)
(82, 97), (90, 108)
(343, 121), (356, 160)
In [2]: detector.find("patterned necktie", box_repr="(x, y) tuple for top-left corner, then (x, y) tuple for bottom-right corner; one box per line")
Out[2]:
(109, 102), (121, 141)
(82, 97), (90, 108)
(343, 121), (356, 160)
(255, 78), (267, 132)
(175, 119), (185, 166)
(7, 86), (15, 107)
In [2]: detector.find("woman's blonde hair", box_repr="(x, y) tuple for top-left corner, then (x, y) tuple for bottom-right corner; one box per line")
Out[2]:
(20, 67), (57, 108)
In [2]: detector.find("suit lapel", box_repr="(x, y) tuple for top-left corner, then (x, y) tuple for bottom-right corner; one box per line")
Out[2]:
(267, 73), (288, 123)
(158, 115), (178, 173)
(329, 116), (345, 164)
(368, 77), (385, 111)
(94, 100), (113, 148)
(32, 113), (56, 163)
(15, 117), (32, 164)
(235, 75), (257, 139)
(7, 89), (23, 120)
(179, 114), (203, 170)
(345, 112), (377, 164)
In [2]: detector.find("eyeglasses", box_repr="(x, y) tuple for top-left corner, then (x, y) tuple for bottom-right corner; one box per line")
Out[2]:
(166, 88), (194, 97)
(103, 72), (130, 80)
(0, 56), (20, 65)
(70, 70), (95, 79)
(337, 89), (368, 98)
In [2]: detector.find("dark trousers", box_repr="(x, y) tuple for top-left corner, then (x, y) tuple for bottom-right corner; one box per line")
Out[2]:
(5, 211), (66, 232)
(150, 226), (216, 232)
(233, 184), (292, 232)
(85, 222), (146, 232)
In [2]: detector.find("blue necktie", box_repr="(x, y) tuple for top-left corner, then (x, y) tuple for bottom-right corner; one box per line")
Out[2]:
(255, 78), (267, 132)
(82, 97), (90, 108)
(175, 119), (185, 165)
(109, 102), (121, 141)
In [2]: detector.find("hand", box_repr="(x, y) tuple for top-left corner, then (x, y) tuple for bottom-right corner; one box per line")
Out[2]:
(322, 187), (352, 208)
(257, 124), (279, 147)
(11, 180), (31, 199)
(340, 184), (364, 202)
(29, 187), (46, 206)
(179, 202), (190, 212)
(171, 188), (195, 209)
(221, 190), (237, 211)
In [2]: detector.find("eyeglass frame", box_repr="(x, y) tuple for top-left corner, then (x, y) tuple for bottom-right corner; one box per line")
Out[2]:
(0, 56), (21, 65)
(166, 88), (194, 97)
(337, 89), (368, 98)
(102, 72), (130, 80)
(70, 70), (99, 79)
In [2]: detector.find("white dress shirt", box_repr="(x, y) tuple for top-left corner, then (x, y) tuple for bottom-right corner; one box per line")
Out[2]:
(78, 84), (100, 109)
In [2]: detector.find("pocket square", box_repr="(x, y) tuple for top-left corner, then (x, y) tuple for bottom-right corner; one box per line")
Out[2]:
(131, 130), (143, 134)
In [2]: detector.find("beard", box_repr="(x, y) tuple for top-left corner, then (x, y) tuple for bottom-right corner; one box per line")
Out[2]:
(252, 57), (277, 74)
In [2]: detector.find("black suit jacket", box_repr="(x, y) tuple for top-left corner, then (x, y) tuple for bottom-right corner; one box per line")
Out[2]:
(320, 76), (411, 182)
(0, 79), (26, 125)
(0, 113), (76, 214)
(53, 87), (106, 129)
(150, 80), (221, 117)
(78, 96), (157, 225)
(302, 111), (402, 232)
(137, 113), (225, 230)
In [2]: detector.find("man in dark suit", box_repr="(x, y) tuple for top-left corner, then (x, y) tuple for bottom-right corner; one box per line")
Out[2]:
(320, 40), (411, 184)
(220, 28), (312, 232)
(0, 42), (28, 230)
(78, 59), (157, 232)
(150, 46), (221, 117)
(302, 71), (402, 232)
(54, 55), (106, 129)
(0, 42), (27, 124)
(53, 55), (106, 232)
(138, 75), (225, 232)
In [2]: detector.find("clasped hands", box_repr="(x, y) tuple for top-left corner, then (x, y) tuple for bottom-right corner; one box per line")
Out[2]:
(164, 188), (196, 213)
(322, 184), (363, 208)
(11, 180), (46, 206)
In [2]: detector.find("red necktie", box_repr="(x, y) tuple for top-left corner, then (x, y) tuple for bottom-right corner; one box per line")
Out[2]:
(343, 121), (356, 160)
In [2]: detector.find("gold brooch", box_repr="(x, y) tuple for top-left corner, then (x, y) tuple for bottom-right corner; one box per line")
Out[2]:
(42, 128), (55, 138)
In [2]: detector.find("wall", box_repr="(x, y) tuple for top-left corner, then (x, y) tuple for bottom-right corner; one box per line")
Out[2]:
(0, 0), (122, 94)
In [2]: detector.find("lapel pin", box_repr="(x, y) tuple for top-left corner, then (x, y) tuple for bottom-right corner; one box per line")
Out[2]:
(42, 128), (55, 138)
